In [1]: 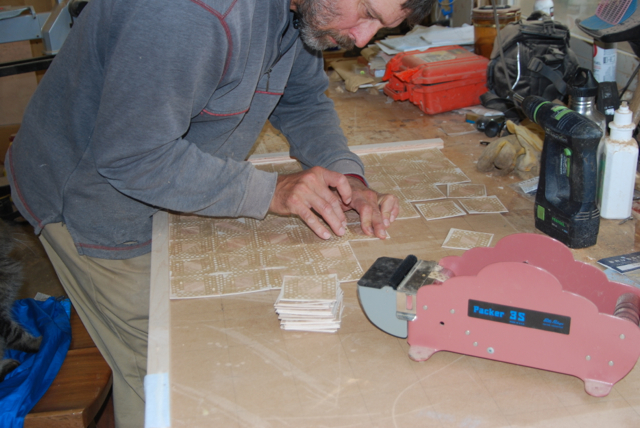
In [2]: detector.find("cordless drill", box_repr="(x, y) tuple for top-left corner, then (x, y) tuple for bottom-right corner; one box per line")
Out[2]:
(520, 96), (603, 249)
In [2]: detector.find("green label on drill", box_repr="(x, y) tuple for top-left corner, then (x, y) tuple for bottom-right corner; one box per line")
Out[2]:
(559, 153), (571, 177)
(552, 217), (567, 227)
(537, 205), (545, 220)
(563, 148), (572, 177)
(552, 106), (572, 121)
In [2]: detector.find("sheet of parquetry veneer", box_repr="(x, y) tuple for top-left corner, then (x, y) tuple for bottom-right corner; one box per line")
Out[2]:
(168, 148), (471, 299)
(400, 184), (446, 202)
(458, 195), (509, 214)
(447, 183), (487, 198)
(360, 148), (470, 216)
(416, 200), (466, 221)
(442, 228), (494, 250)
(169, 213), (366, 299)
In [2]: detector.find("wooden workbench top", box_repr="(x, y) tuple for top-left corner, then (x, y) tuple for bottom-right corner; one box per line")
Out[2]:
(148, 84), (640, 428)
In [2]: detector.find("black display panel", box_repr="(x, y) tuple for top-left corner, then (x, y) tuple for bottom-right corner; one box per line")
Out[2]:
(468, 299), (571, 335)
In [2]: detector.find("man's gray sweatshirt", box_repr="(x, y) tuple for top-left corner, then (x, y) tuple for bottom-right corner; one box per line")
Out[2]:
(6, 0), (364, 259)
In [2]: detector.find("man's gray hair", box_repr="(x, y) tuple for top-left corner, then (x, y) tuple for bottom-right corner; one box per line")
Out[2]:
(402, 0), (434, 26)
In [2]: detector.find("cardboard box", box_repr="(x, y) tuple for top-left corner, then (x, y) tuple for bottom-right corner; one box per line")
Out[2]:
(383, 45), (489, 115)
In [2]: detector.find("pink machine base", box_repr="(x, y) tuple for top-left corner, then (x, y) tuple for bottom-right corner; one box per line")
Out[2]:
(407, 233), (640, 397)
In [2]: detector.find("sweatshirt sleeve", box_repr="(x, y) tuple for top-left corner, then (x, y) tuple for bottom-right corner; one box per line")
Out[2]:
(89, 0), (276, 219)
(268, 44), (365, 177)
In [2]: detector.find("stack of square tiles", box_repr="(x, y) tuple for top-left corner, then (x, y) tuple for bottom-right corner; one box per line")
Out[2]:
(274, 274), (344, 333)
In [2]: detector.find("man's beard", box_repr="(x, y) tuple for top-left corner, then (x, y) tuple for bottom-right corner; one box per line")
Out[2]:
(295, 0), (355, 51)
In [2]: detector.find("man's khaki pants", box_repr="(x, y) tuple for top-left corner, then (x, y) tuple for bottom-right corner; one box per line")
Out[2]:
(40, 223), (150, 428)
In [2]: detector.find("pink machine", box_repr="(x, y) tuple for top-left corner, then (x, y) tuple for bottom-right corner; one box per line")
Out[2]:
(357, 233), (640, 396)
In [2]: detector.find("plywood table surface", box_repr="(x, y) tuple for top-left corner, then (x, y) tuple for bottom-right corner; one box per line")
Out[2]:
(148, 87), (640, 427)
(159, 215), (640, 428)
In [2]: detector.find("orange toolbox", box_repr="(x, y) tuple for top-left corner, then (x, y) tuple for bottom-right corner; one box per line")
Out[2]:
(383, 45), (489, 115)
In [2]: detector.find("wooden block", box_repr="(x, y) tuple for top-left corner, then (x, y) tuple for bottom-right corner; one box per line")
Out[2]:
(24, 347), (112, 428)
(24, 305), (114, 428)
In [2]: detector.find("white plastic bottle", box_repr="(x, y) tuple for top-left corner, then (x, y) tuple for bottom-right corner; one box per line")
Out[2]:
(597, 102), (639, 219)
(533, 0), (554, 19)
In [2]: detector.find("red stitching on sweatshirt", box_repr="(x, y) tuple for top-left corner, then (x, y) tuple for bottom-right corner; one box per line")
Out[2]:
(190, 0), (234, 78)
(76, 239), (152, 251)
(8, 146), (43, 227)
(256, 90), (284, 96)
(201, 108), (249, 116)
(223, 0), (239, 18)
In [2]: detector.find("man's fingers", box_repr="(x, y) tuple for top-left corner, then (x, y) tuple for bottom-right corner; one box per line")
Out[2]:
(304, 190), (346, 237)
(267, 167), (397, 241)
(288, 191), (343, 239)
(299, 207), (332, 240)
(342, 176), (399, 240)
(358, 203), (374, 236)
(370, 206), (387, 239)
(269, 167), (348, 239)
(299, 169), (346, 236)
(323, 169), (352, 206)
(311, 177), (348, 231)
(370, 194), (398, 239)
(378, 194), (400, 226)
(357, 201), (388, 239)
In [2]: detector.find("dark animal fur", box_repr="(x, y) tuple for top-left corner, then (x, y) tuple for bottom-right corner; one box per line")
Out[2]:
(0, 221), (41, 381)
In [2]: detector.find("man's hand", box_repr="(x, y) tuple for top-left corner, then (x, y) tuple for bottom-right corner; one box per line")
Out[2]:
(269, 167), (352, 239)
(342, 176), (399, 239)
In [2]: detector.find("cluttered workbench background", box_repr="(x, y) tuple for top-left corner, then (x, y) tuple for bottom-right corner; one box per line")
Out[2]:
(146, 75), (640, 427)
(253, 76), (640, 263)
(2, 1), (640, 427)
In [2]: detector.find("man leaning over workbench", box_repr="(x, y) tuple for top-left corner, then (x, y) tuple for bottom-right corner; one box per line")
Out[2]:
(6, 0), (433, 426)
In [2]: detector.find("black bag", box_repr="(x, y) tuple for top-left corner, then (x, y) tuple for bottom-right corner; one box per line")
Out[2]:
(486, 16), (580, 102)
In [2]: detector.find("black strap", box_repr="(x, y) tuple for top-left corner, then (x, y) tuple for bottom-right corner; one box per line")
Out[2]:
(528, 57), (567, 95)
